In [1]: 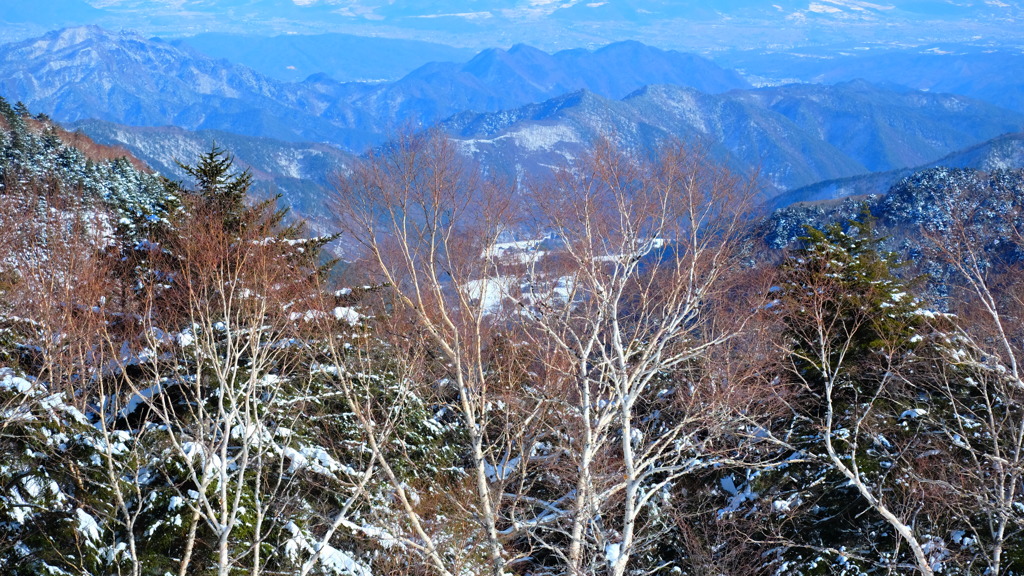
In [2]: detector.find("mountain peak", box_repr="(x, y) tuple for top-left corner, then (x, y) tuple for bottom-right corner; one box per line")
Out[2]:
(463, 46), (509, 69)
(548, 88), (604, 111)
(622, 83), (700, 101)
(597, 39), (650, 53)
(34, 26), (150, 53)
(508, 43), (546, 56)
(462, 44), (557, 81)
(46, 25), (107, 47)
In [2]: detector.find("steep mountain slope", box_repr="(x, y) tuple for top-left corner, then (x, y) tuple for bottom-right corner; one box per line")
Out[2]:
(0, 97), (173, 233)
(936, 131), (1024, 172)
(762, 166), (1024, 273)
(744, 80), (1019, 173)
(0, 27), (748, 153)
(0, 26), (365, 146)
(771, 132), (1024, 209)
(437, 40), (749, 101)
(445, 86), (868, 192)
(73, 119), (354, 231)
(442, 83), (1024, 192)
(10, 25), (1022, 202)
(334, 41), (749, 133)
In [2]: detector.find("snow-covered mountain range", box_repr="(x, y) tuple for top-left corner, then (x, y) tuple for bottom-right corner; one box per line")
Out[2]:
(442, 82), (1024, 192)
(4, 25), (1022, 198)
(0, 26), (748, 151)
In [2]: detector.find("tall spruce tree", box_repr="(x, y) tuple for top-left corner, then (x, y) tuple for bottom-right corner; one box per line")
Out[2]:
(782, 206), (921, 391)
(177, 144), (255, 234)
(760, 207), (933, 574)
(176, 144), (336, 276)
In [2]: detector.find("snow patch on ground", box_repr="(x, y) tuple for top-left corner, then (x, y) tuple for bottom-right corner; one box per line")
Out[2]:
(333, 307), (361, 324)
(462, 277), (518, 314)
(508, 124), (580, 152)
(901, 408), (928, 419)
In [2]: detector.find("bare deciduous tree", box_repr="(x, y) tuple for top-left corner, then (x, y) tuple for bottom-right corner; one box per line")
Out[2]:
(508, 139), (769, 576)
(911, 181), (1024, 575)
(332, 130), (533, 576)
(776, 215), (938, 575)
(124, 191), (328, 576)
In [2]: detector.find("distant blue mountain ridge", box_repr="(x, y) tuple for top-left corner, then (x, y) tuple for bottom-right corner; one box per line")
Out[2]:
(168, 32), (477, 83)
(766, 132), (1024, 210)
(2, 25), (1023, 203)
(0, 26), (749, 151)
(441, 82), (1024, 193)
(717, 45), (1024, 115)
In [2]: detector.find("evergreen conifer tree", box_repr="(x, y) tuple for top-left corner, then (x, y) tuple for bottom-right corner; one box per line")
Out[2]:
(177, 143), (254, 234)
(760, 206), (931, 574)
(175, 143), (337, 276)
(782, 205), (920, 388)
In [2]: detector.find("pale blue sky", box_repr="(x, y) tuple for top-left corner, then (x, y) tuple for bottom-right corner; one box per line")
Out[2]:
(1, 0), (1022, 50)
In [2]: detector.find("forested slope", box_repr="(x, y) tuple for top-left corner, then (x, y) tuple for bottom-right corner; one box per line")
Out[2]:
(2, 113), (1024, 576)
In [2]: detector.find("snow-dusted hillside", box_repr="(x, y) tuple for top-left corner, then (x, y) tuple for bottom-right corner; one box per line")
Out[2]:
(0, 96), (172, 233)
(0, 27), (748, 153)
(770, 132), (1024, 209)
(72, 119), (354, 230)
(443, 82), (1024, 193)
